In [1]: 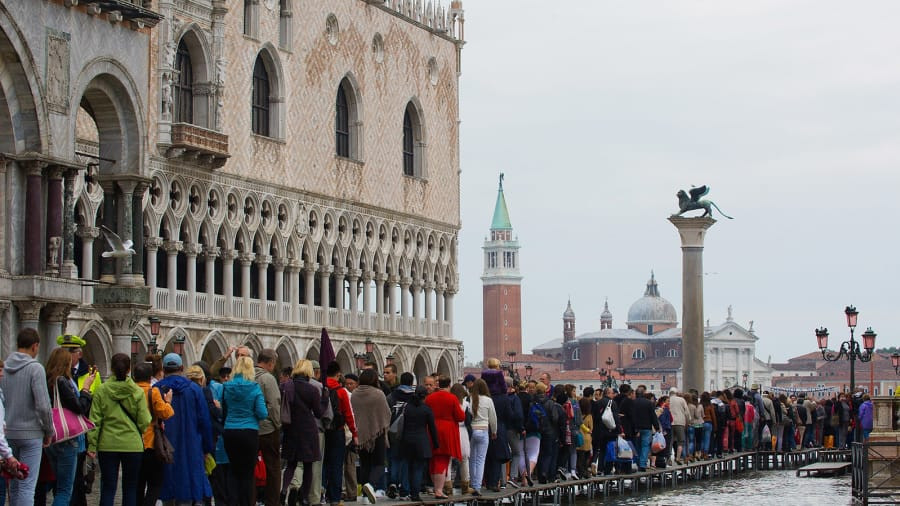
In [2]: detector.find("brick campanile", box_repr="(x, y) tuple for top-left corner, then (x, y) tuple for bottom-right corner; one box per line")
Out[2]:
(482, 174), (522, 363)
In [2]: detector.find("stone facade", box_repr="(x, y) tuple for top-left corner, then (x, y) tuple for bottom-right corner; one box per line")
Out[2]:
(0, 1), (466, 381)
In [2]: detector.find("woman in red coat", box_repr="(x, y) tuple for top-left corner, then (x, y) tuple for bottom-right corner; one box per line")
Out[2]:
(424, 375), (464, 498)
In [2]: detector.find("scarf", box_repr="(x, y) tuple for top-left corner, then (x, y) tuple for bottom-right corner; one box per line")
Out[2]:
(351, 385), (391, 451)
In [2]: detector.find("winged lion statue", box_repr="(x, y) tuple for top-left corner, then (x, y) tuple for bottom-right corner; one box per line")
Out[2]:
(673, 185), (733, 219)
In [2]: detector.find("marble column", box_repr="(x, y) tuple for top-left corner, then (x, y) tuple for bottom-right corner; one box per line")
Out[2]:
(163, 240), (182, 311)
(0, 158), (8, 273)
(289, 260), (302, 323)
(184, 243), (199, 313)
(99, 181), (117, 283)
(388, 276), (399, 316)
(669, 216), (716, 394)
(222, 249), (237, 317)
(411, 279), (421, 319)
(435, 284), (445, 323)
(273, 258), (285, 321)
(25, 162), (45, 275)
(78, 226), (100, 302)
(130, 183), (147, 284)
(15, 300), (44, 330)
(45, 167), (64, 275)
(44, 304), (71, 359)
(399, 277), (411, 318)
(304, 263), (317, 308)
(375, 273), (386, 314)
(445, 289), (455, 325)
(348, 269), (360, 313)
(115, 179), (140, 283)
(424, 281), (434, 323)
(361, 272), (372, 315)
(61, 170), (78, 278)
(204, 246), (220, 317)
(256, 254), (271, 308)
(145, 237), (162, 289)
(0, 301), (9, 361)
(319, 266), (332, 309)
(239, 252), (255, 318)
(333, 267), (346, 310)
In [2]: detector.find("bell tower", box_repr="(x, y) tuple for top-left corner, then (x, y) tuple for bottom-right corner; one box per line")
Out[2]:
(563, 299), (576, 342)
(482, 173), (522, 362)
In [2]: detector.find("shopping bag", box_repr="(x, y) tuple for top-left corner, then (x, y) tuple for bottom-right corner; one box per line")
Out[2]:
(601, 401), (616, 430)
(651, 431), (666, 453)
(616, 435), (634, 460)
(254, 452), (266, 486)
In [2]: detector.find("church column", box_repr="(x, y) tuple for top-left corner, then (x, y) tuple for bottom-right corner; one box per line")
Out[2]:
(256, 254), (272, 307)
(61, 169), (78, 278)
(289, 260), (302, 323)
(130, 183), (146, 284)
(115, 179), (142, 283)
(24, 161), (45, 275)
(45, 167), (64, 275)
(44, 304), (70, 358)
(411, 279), (422, 319)
(163, 240), (182, 311)
(222, 249), (236, 317)
(0, 158), (8, 273)
(424, 281), (434, 323)
(184, 243), (199, 313)
(435, 283), (445, 322)
(239, 252), (255, 319)
(348, 269), (360, 313)
(333, 267), (346, 310)
(78, 226), (100, 301)
(304, 263), (317, 308)
(445, 289), (456, 325)
(14, 301), (45, 331)
(399, 277), (411, 318)
(319, 265), (333, 309)
(388, 276), (399, 317)
(204, 246), (220, 317)
(273, 258), (285, 321)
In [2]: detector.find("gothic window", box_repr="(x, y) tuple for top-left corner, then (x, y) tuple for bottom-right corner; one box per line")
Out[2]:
(403, 109), (414, 175)
(174, 40), (193, 124)
(632, 349), (646, 360)
(402, 101), (425, 177)
(572, 348), (580, 360)
(252, 56), (270, 136)
(336, 85), (349, 156)
(666, 349), (679, 358)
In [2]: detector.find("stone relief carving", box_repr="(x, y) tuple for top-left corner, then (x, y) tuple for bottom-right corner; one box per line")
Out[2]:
(46, 32), (70, 113)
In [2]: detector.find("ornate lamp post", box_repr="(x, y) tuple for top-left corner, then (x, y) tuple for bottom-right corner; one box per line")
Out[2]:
(173, 333), (185, 357)
(355, 352), (367, 373)
(507, 351), (518, 382)
(130, 335), (141, 365)
(148, 316), (161, 355)
(817, 305), (877, 445)
(524, 364), (533, 381)
(891, 353), (900, 375)
(598, 357), (617, 389)
(742, 372), (748, 389)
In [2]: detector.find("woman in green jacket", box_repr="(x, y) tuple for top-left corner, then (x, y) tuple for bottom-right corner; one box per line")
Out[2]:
(87, 353), (151, 506)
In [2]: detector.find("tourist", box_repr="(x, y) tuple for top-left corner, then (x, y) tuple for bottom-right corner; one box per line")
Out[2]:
(576, 397), (593, 478)
(859, 394), (873, 443)
(3, 328), (54, 505)
(505, 377), (526, 485)
(802, 394), (818, 448)
(0, 358), (19, 505)
(652, 395), (671, 469)
(383, 364), (399, 391)
(323, 361), (356, 506)
(837, 393), (852, 449)
(468, 378), (496, 495)
(253, 349), (282, 506)
(538, 373), (552, 397)
(44, 347), (93, 506)
(351, 369), (391, 503)
(700, 392), (716, 459)
(209, 367), (235, 506)
(281, 359), (324, 506)
(134, 361), (174, 506)
(386, 372), (415, 499)
(398, 386), (439, 501)
(668, 388), (689, 465)
(156, 352), (215, 505)
(741, 393), (756, 452)
(221, 356), (268, 506)
(425, 374), (464, 497)
(631, 388), (659, 471)
(450, 382), (475, 493)
(687, 393), (704, 462)
(58, 334), (99, 506)
(483, 369), (515, 490)
(562, 384), (581, 478)
(592, 387), (621, 475)
(814, 399), (826, 447)
(423, 374), (437, 395)
(88, 353), (151, 506)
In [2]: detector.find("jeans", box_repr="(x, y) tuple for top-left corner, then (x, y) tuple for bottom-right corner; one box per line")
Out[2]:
(702, 422), (712, 455)
(46, 439), (79, 506)
(536, 435), (559, 483)
(468, 429), (489, 491)
(389, 448), (409, 496)
(322, 429), (345, 503)
(634, 429), (652, 469)
(507, 429), (525, 478)
(98, 451), (143, 506)
(137, 448), (164, 506)
(685, 426), (695, 457)
(803, 424), (816, 447)
(405, 456), (425, 498)
(8, 438), (44, 505)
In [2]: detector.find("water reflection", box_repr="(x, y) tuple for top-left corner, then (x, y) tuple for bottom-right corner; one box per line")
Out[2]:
(576, 470), (850, 505)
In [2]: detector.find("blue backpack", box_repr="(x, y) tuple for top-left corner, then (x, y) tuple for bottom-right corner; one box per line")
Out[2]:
(524, 400), (547, 433)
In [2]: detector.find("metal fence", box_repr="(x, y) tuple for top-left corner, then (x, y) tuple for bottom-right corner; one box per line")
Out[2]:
(852, 441), (900, 504)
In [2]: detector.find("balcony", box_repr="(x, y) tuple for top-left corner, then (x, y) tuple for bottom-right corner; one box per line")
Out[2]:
(79, 1), (162, 28)
(167, 123), (229, 168)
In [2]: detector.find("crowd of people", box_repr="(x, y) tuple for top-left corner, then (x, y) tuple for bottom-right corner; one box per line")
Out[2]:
(0, 328), (879, 506)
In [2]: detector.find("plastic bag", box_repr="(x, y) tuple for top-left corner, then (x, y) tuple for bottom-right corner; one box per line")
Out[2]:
(602, 401), (616, 429)
(651, 431), (667, 453)
(761, 423), (771, 442)
(616, 435), (634, 460)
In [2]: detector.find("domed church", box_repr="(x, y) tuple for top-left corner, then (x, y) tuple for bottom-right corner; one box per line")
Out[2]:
(532, 273), (773, 393)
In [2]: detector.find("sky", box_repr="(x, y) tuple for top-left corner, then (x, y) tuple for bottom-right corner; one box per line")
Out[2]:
(454, 1), (900, 366)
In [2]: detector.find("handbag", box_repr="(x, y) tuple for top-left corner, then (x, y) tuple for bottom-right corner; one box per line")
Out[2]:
(254, 452), (267, 486)
(50, 381), (95, 443)
(148, 388), (175, 464)
(601, 400), (616, 430)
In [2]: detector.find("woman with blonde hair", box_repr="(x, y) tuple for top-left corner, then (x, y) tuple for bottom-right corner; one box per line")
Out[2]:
(222, 356), (268, 506)
(280, 359), (324, 506)
(467, 378), (496, 496)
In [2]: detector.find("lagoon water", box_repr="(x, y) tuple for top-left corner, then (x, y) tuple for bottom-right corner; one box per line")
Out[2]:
(576, 469), (851, 505)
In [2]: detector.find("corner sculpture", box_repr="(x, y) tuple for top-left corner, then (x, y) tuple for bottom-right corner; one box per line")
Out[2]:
(673, 185), (733, 219)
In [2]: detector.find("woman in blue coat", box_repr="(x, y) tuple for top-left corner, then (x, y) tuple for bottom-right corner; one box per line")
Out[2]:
(222, 356), (268, 506)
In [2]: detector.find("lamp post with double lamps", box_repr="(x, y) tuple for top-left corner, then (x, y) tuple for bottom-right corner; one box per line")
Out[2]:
(599, 357), (617, 389)
(524, 364), (533, 381)
(816, 305), (877, 445)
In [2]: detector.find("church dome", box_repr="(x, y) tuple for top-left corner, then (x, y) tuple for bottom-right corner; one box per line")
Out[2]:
(626, 272), (677, 325)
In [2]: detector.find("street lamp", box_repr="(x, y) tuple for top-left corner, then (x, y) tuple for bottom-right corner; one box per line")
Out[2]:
(365, 338), (375, 355)
(742, 372), (748, 388)
(817, 305), (876, 444)
(355, 352), (367, 372)
(507, 351), (518, 381)
(173, 333), (185, 357)
(385, 354), (395, 367)
(148, 316), (161, 355)
(130, 335), (141, 365)
(524, 364), (533, 381)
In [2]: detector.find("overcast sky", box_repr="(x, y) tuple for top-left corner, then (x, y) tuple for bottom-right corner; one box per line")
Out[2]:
(454, 1), (900, 366)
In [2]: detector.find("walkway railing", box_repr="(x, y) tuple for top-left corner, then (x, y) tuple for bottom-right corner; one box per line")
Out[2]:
(852, 441), (900, 505)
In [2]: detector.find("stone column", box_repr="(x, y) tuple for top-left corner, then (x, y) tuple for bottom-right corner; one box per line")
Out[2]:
(0, 301), (9, 361)
(256, 254), (271, 307)
(375, 273), (386, 314)
(45, 167), (64, 276)
(289, 260), (302, 323)
(115, 179), (140, 283)
(25, 161), (45, 275)
(222, 249), (237, 317)
(44, 304), (71, 360)
(0, 158), (8, 274)
(184, 243), (199, 313)
(273, 258), (285, 321)
(61, 170), (78, 278)
(669, 216), (716, 394)
(304, 263), (317, 308)
(388, 276), (399, 316)
(204, 246), (220, 317)
(130, 182), (147, 284)
(333, 267), (346, 310)
(78, 226), (100, 302)
(163, 240), (182, 311)
(424, 281), (434, 322)
(399, 277), (411, 318)
(239, 252), (255, 318)
(144, 237), (162, 289)
(411, 279), (421, 319)
(445, 289), (455, 324)
(348, 269), (360, 313)
(361, 271), (372, 315)
(435, 283), (445, 322)
(99, 180), (117, 282)
(15, 300), (44, 330)
(319, 265), (333, 309)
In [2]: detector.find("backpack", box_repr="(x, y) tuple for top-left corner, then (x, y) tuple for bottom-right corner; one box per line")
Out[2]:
(524, 401), (546, 434)
(797, 403), (808, 424)
(324, 387), (345, 431)
(716, 402), (730, 422)
(541, 398), (560, 435)
(388, 400), (407, 444)
(744, 402), (756, 424)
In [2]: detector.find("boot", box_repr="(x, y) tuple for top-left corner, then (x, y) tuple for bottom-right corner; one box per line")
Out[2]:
(461, 481), (475, 494)
(443, 481), (454, 496)
(287, 488), (300, 506)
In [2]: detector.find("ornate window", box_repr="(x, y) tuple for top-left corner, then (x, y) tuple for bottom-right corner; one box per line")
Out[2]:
(252, 57), (270, 136)
(572, 348), (580, 360)
(632, 349), (646, 360)
(402, 101), (425, 177)
(173, 40), (193, 124)
(403, 109), (414, 175)
(335, 85), (349, 156)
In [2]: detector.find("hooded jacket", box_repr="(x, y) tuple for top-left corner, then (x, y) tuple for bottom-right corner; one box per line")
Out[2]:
(156, 374), (214, 502)
(222, 374), (268, 430)
(1, 351), (53, 440)
(87, 377), (151, 452)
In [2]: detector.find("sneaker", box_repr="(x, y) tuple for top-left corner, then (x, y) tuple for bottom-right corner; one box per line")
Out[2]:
(387, 485), (397, 499)
(374, 490), (385, 499)
(557, 469), (567, 481)
(506, 480), (519, 489)
(362, 483), (376, 504)
(570, 471), (579, 480)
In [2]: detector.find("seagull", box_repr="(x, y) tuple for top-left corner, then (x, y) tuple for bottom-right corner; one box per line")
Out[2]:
(99, 225), (135, 258)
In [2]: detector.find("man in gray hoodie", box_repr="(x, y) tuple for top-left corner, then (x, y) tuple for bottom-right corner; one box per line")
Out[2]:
(2, 328), (53, 504)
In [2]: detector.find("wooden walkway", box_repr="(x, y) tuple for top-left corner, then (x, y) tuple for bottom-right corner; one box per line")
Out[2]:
(796, 462), (852, 477)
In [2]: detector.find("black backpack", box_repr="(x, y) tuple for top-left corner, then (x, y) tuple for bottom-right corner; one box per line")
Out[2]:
(797, 404), (808, 424)
(325, 387), (345, 431)
(716, 401), (730, 421)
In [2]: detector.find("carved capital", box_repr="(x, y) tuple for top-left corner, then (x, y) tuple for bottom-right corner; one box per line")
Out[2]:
(76, 226), (101, 240)
(203, 246), (221, 259)
(255, 254), (272, 266)
(400, 277), (412, 288)
(348, 268), (362, 280)
(334, 267), (347, 277)
(318, 265), (334, 276)
(288, 259), (303, 272)
(375, 272), (388, 283)
(425, 281), (435, 291)
(162, 240), (183, 254)
(436, 283), (447, 293)
(14, 300), (46, 322)
(182, 242), (201, 257)
(44, 303), (72, 323)
(238, 251), (256, 265)
(221, 249), (238, 262)
(362, 271), (374, 282)
(94, 307), (146, 336)
(145, 236), (163, 250)
(303, 262), (320, 275)
(272, 257), (286, 271)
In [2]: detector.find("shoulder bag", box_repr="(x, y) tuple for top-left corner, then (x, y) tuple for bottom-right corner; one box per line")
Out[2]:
(50, 380), (95, 443)
(601, 400), (616, 430)
(148, 387), (175, 464)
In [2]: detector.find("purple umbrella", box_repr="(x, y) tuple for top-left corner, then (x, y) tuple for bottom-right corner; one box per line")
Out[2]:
(319, 327), (335, 384)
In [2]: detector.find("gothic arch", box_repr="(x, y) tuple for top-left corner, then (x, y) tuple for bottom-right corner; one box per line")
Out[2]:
(436, 351), (453, 379)
(402, 97), (427, 178)
(254, 44), (286, 139)
(76, 319), (112, 377)
(243, 333), (264, 356)
(386, 345), (409, 374)
(0, 5), (46, 153)
(172, 23), (213, 128)
(336, 73), (363, 160)
(160, 326), (197, 365)
(412, 350), (430, 384)
(335, 346), (353, 376)
(199, 329), (228, 365)
(274, 335), (297, 369)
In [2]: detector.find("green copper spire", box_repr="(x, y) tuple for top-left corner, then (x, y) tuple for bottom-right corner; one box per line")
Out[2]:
(491, 173), (513, 230)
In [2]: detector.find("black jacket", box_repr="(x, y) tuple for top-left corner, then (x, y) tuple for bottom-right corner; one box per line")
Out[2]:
(631, 397), (660, 432)
(591, 397), (620, 445)
(615, 393), (635, 437)
(399, 399), (439, 460)
(50, 376), (92, 416)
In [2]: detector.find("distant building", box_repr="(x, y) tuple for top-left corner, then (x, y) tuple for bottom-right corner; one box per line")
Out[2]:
(770, 351), (900, 398)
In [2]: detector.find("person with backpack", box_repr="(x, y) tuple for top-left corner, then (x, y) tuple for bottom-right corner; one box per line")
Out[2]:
(323, 361), (355, 506)
(386, 372), (415, 499)
(519, 382), (540, 486)
(133, 361), (174, 506)
(535, 382), (565, 483)
(280, 360), (324, 506)
(591, 387), (620, 475)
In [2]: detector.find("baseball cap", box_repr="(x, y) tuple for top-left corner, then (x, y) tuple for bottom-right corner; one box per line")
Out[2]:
(163, 353), (182, 369)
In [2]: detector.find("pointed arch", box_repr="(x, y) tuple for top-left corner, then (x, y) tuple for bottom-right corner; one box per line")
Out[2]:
(402, 97), (427, 178)
(412, 349), (430, 384)
(172, 24), (213, 128)
(76, 319), (112, 377)
(0, 6), (46, 153)
(336, 73), (363, 160)
(242, 333), (264, 356)
(386, 345), (409, 374)
(199, 330), (229, 365)
(436, 350), (453, 379)
(274, 335), (298, 369)
(252, 45), (285, 139)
